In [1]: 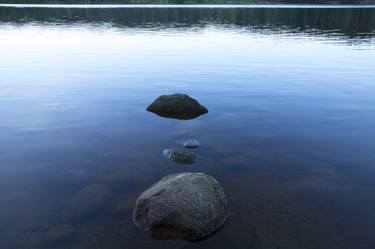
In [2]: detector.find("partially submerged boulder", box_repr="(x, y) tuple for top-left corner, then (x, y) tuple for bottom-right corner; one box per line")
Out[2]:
(63, 184), (113, 222)
(133, 172), (230, 241)
(147, 93), (208, 119)
(163, 148), (199, 164)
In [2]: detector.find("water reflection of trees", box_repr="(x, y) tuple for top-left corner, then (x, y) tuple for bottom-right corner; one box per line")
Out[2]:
(0, 7), (374, 41)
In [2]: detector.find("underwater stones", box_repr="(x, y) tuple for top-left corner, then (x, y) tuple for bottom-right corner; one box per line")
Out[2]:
(54, 169), (89, 187)
(39, 224), (75, 245)
(163, 148), (199, 164)
(63, 184), (113, 222)
(133, 172), (230, 242)
(181, 138), (200, 149)
(147, 93), (208, 120)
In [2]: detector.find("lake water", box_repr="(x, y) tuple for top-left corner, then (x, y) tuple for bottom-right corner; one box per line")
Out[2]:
(0, 5), (375, 249)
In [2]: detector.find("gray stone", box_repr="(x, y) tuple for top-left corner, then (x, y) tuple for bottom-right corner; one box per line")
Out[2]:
(147, 93), (208, 120)
(163, 148), (199, 164)
(133, 172), (230, 241)
(63, 184), (113, 222)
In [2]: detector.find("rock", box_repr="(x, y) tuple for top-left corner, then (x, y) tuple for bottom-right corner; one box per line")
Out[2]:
(163, 148), (199, 164)
(146, 93), (208, 120)
(181, 138), (200, 149)
(63, 184), (113, 222)
(38, 224), (75, 245)
(133, 172), (230, 241)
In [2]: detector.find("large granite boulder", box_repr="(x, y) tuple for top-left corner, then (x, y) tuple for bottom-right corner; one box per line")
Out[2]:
(133, 173), (230, 241)
(146, 93), (208, 119)
(63, 184), (113, 222)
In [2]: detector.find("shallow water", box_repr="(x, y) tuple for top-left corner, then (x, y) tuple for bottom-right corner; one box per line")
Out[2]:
(0, 5), (375, 249)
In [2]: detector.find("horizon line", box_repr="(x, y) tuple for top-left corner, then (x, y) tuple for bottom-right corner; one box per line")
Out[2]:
(1, 3), (375, 9)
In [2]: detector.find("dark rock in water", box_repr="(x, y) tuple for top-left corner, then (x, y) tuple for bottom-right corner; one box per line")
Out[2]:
(181, 138), (200, 149)
(146, 93), (208, 120)
(133, 172), (230, 242)
(163, 148), (198, 164)
(39, 224), (75, 245)
(63, 184), (113, 222)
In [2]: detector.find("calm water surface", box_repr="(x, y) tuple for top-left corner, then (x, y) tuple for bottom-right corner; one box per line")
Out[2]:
(1, 5), (375, 249)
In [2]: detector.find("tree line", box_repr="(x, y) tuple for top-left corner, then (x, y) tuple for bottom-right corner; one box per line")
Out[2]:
(1, 0), (374, 4)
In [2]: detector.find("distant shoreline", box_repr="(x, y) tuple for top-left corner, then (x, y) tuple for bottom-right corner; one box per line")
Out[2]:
(1, 0), (375, 5)
(1, 3), (375, 8)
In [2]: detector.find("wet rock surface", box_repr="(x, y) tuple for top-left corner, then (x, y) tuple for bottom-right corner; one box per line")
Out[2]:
(147, 93), (208, 119)
(163, 148), (199, 164)
(133, 172), (230, 242)
(63, 184), (113, 222)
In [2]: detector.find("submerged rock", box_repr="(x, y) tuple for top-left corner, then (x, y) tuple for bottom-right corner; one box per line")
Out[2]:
(181, 138), (200, 149)
(133, 172), (230, 241)
(163, 148), (199, 164)
(146, 93), (208, 120)
(63, 184), (113, 222)
(54, 169), (89, 187)
(39, 224), (75, 245)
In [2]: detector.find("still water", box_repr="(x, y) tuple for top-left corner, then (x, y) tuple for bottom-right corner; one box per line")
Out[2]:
(0, 5), (375, 249)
